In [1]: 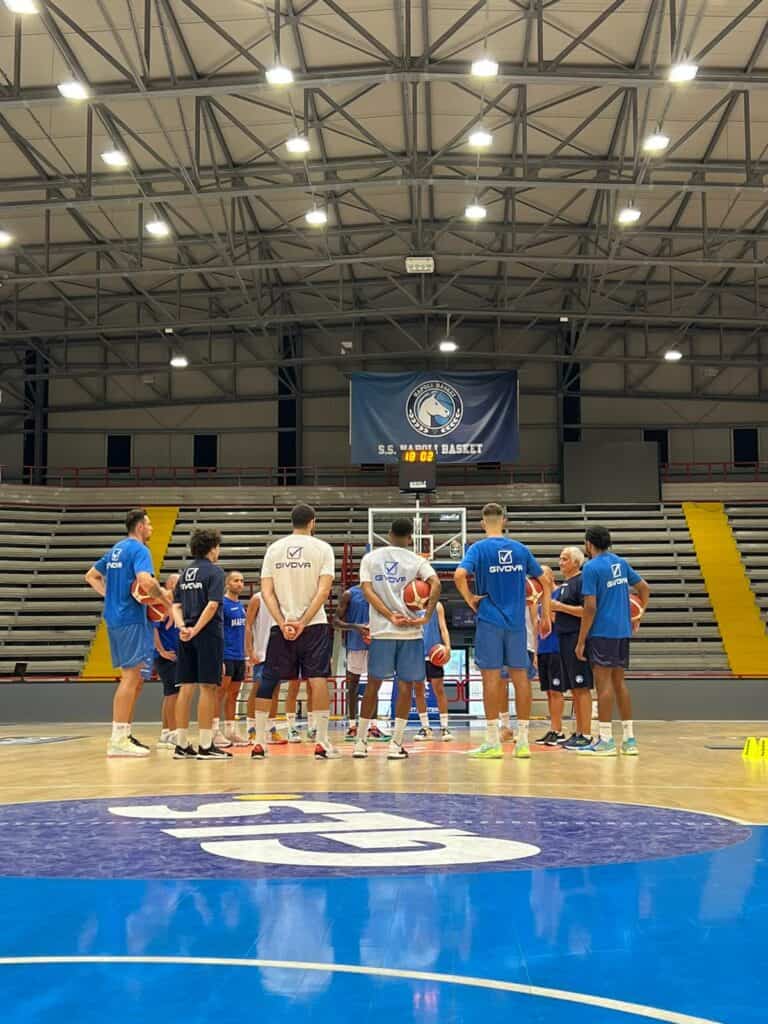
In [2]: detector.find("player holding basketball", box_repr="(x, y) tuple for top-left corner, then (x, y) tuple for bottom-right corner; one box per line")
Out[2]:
(172, 527), (231, 760)
(575, 526), (650, 756)
(355, 517), (440, 761)
(85, 508), (177, 757)
(216, 570), (249, 746)
(552, 546), (593, 750)
(454, 502), (552, 760)
(251, 504), (337, 761)
(414, 601), (454, 741)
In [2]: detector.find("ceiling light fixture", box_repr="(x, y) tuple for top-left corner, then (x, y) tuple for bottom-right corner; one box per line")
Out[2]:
(4, 0), (39, 13)
(266, 65), (294, 86)
(169, 354), (189, 368)
(468, 127), (493, 148)
(668, 61), (698, 83)
(0, 230), (15, 247)
(664, 348), (683, 362)
(163, 327), (174, 335)
(286, 134), (310, 154)
(101, 149), (129, 168)
(305, 207), (328, 227)
(57, 80), (89, 100)
(559, 315), (569, 323)
(439, 339), (458, 353)
(146, 219), (170, 238)
(642, 131), (670, 154)
(465, 202), (487, 221)
(617, 202), (642, 226)
(471, 57), (498, 78)
(405, 256), (435, 274)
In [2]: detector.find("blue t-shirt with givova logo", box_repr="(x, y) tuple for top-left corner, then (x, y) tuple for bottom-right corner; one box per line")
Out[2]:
(94, 537), (154, 628)
(458, 537), (542, 632)
(582, 552), (641, 639)
(223, 596), (247, 659)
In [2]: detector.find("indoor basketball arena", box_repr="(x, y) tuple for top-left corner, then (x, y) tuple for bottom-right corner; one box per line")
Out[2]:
(0, 2), (767, 1022)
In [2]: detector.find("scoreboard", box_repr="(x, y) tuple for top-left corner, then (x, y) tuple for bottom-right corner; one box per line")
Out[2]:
(398, 449), (437, 493)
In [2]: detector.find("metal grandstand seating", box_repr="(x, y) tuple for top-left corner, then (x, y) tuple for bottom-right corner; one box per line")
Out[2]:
(725, 504), (768, 629)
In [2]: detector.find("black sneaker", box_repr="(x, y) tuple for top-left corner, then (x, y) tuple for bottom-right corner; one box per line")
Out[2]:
(129, 735), (150, 750)
(545, 732), (567, 746)
(563, 734), (593, 751)
(197, 745), (233, 760)
(535, 730), (556, 745)
(556, 733), (573, 745)
(173, 743), (198, 759)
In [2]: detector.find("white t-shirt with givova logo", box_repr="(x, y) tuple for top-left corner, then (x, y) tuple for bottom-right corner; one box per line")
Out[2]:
(261, 534), (335, 627)
(359, 545), (436, 639)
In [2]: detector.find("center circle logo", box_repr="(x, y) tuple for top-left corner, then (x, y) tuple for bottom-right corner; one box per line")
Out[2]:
(406, 380), (464, 437)
(0, 792), (749, 880)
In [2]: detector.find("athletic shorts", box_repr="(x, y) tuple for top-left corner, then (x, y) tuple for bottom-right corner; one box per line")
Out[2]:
(538, 652), (564, 692)
(223, 659), (246, 683)
(588, 636), (630, 669)
(528, 649), (537, 680)
(107, 620), (154, 670)
(177, 630), (224, 685)
(558, 633), (593, 689)
(264, 623), (331, 681)
(368, 638), (425, 682)
(346, 648), (368, 676)
(252, 662), (264, 681)
(474, 620), (528, 670)
(425, 660), (444, 681)
(154, 655), (179, 696)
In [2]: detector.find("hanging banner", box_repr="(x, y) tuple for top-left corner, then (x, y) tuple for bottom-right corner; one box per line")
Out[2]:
(350, 371), (519, 463)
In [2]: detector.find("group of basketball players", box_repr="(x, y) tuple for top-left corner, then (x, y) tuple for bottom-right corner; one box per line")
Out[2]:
(86, 500), (649, 761)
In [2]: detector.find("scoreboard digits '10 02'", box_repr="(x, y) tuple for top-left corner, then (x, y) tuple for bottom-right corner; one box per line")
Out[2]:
(401, 449), (436, 464)
(398, 448), (437, 492)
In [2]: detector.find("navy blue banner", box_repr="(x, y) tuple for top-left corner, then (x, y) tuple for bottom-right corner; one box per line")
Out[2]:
(350, 371), (519, 463)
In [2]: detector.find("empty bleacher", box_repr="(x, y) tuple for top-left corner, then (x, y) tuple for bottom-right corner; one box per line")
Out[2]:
(725, 504), (768, 629)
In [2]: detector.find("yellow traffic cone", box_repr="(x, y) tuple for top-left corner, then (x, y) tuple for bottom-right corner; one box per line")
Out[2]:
(742, 737), (760, 760)
(760, 738), (768, 761)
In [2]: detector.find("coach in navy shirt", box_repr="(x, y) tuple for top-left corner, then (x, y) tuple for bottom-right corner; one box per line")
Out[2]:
(575, 526), (650, 758)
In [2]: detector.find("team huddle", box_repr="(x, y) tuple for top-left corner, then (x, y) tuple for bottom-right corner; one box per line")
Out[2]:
(86, 501), (650, 761)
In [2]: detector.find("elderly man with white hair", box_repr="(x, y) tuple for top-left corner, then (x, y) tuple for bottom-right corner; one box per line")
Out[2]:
(551, 546), (594, 750)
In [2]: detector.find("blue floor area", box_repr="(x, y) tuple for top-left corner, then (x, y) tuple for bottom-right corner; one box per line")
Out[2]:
(1, 791), (764, 1023)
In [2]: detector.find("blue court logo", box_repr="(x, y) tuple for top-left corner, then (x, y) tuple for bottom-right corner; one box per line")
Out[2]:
(406, 380), (463, 437)
(0, 793), (749, 880)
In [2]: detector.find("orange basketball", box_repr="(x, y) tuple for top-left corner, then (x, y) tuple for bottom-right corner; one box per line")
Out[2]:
(526, 576), (544, 605)
(403, 578), (430, 610)
(131, 580), (166, 623)
(629, 594), (644, 623)
(428, 643), (449, 667)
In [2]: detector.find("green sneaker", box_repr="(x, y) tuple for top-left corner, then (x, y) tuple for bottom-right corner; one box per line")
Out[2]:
(621, 737), (639, 756)
(468, 742), (503, 759)
(514, 743), (531, 759)
(578, 738), (618, 757)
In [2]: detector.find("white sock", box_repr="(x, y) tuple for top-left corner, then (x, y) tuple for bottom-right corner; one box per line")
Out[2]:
(225, 720), (235, 734)
(599, 722), (613, 743)
(199, 728), (212, 749)
(111, 722), (130, 741)
(440, 713), (448, 730)
(212, 718), (219, 733)
(517, 720), (529, 746)
(160, 728), (170, 740)
(392, 717), (407, 746)
(622, 720), (634, 740)
(254, 711), (268, 746)
(286, 712), (297, 731)
(307, 711), (315, 730)
(176, 728), (188, 747)
(247, 717), (256, 733)
(268, 719), (277, 734)
(358, 717), (371, 742)
(485, 720), (500, 746)
(499, 711), (510, 729)
(315, 710), (330, 745)
(419, 711), (430, 730)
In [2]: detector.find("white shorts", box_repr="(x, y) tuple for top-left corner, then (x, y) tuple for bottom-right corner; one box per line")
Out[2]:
(347, 648), (369, 675)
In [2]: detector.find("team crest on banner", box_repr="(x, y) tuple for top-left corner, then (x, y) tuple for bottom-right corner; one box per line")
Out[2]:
(350, 371), (519, 463)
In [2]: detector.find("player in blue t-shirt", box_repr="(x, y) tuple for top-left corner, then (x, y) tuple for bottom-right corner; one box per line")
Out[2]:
(413, 601), (454, 742)
(534, 567), (566, 747)
(335, 584), (371, 739)
(216, 571), (250, 748)
(86, 507), (178, 758)
(455, 502), (552, 760)
(154, 572), (181, 749)
(575, 525), (650, 757)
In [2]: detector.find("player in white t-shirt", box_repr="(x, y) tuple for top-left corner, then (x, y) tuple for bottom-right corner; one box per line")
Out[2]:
(252, 503), (338, 761)
(355, 517), (440, 761)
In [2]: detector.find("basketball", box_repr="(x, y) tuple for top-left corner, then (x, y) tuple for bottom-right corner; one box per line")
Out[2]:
(428, 643), (450, 667)
(403, 578), (430, 609)
(131, 580), (166, 623)
(630, 594), (644, 622)
(526, 576), (544, 604)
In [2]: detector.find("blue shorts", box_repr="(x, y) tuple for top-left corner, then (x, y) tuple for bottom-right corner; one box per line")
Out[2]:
(368, 638), (425, 683)
(252, 662), (264, 682)
(474, 621), (528, 670)
(107, 620), (154, 670)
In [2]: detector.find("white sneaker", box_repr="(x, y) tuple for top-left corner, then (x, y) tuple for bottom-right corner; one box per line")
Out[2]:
(353, 739), (368, 759)
(225, 730), (250, 747)
(387, 741), (408, 760)
(441, 728), (454, 741)
(414, 727), (433, 741)
(107, 736), (149, 758)
(157, 733), (175, 749)
(213, 731), (232, 748)
(314, 742), (342, 760)
(287, 727), (302, 743)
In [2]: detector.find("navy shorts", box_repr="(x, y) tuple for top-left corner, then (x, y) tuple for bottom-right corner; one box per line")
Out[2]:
(223, 659), (246, 683)
(264, 623), (331, 681)
(177, 629), (224, 685)
(558, 633), (593, 689)
(368, 638), (425, 682)
(107, 620), (154, 670)
(588, 636), (630, 669)
(474, 620), (528, 670)
(425, 660), (444, 681)
(538, 652), (564, 692)
(154, 655), (179, 696)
